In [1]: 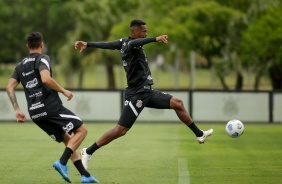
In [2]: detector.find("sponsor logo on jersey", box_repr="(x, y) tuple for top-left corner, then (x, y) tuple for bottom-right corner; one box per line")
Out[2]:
(22, 70), (34, 77)
(29, 91), (42, 98)
(63, 122), (74, 132)
(26, 78), (38, 89)
(29, 102), (44, 111)
(23, 57), (35, 65)
(31, 112), (47, 119)
(124, 100), (129, 106)
(136, 100), (143, 108)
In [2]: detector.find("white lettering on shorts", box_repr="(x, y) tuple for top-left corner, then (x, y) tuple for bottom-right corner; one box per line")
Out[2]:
(63, 122), (74, 132)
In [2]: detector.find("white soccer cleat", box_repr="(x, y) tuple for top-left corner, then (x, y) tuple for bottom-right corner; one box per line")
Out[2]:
(80, 148), (92, 170)
(197, 129), (213, 144)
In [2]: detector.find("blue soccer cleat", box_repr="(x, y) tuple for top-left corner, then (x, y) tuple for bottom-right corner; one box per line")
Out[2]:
(53, 160), (72, 183)
(81, 175), (99, 183)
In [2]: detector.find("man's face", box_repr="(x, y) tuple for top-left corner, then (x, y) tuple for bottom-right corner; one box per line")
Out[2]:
(132, 25), (147, 38)
(138, 25), (147, 38)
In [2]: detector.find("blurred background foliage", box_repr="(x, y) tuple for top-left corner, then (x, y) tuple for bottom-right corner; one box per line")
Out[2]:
(0, 0), (281, 90)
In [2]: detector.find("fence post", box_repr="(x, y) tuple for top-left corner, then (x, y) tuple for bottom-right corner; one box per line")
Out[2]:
(269, 91), (273, 123)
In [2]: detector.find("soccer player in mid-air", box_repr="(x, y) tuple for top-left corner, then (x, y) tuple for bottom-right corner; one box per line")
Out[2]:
(6, 32), (99, 183)
(75, 19), (213, 171)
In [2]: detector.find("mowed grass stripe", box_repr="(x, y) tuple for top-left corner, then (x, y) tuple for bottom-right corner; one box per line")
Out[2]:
(0, 122), (182, 183)
(178, 124), (282, 184)
(1, 123), (281, 183)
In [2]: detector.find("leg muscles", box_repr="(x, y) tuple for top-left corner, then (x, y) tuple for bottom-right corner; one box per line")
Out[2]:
(96, 124), (129, 147)
(170, 96), (193, 126)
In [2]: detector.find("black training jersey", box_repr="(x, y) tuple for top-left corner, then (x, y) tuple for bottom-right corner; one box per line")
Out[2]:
(87, 37), (156, 94)
(11, 53), (63, 120)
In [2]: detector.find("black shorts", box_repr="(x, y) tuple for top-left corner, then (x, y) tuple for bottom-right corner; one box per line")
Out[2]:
(33, 107), (83, 143)
(118, 89), (173, 128)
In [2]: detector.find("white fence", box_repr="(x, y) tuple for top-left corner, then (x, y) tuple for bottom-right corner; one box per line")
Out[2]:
(0, 90), (281, 123)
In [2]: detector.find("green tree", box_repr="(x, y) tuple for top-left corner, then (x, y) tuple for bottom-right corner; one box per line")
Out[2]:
(58, 0), (140, 89)
(216, 0), (282, 90)
(241, 4), (282, 90)
(164, 1), (246, 90)
(0, 0), (74, 62)
(0, 0), (75, 87)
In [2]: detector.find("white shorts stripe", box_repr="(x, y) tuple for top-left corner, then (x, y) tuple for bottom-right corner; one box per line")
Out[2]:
(59, 114), (82, 121)
(129, 101), (138, 117)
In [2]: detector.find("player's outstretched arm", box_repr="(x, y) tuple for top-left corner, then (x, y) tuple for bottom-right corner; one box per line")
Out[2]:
(128, 35), (168, 48)
(75, 41), (87, 53)
(75, 39), (123, 51)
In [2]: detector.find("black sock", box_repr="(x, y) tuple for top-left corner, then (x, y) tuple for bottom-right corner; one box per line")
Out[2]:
(74, 160), (90, 177)
(86, 142), (100, 155)
(188, 122), (203, 137)
(60, 147), (73, 165)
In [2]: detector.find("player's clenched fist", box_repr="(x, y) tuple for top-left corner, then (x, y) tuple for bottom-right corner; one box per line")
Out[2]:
(75, 41), (87, 53)
(156, 35), (168, 43)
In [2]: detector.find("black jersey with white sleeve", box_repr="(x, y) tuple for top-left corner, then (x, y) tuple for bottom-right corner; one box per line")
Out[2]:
(11, 53), (63, 120)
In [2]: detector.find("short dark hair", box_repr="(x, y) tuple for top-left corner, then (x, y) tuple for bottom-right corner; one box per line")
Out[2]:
(26, 32), (43, 49)
(130, 19), (146, 28)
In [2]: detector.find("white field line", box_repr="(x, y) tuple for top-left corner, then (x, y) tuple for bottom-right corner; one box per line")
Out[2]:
(178, 158), (190, 184)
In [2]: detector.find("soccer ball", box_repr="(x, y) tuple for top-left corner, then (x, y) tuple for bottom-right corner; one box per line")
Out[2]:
(225, 120), (244, 138)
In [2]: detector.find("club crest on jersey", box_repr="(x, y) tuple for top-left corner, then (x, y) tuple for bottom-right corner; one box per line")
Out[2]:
(136, 100), (143, 108)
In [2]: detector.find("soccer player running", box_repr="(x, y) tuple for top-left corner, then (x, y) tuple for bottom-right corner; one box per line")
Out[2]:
(6, 32), (99, 183)
(75, 19), (213, 170)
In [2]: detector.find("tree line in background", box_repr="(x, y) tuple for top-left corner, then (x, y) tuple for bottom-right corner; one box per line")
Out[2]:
(0, 0), (281, 90)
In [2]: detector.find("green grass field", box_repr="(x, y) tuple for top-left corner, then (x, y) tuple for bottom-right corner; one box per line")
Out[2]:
(0, 122), (281, 184)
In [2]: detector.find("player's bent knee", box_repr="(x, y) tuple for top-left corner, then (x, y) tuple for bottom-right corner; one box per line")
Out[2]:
(74, 125), (88, 137)
(119, 129), (127, 137)
(171, 97), (184, 109)
(82, 127), (88, 136)
(114, 125), (129, 137)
